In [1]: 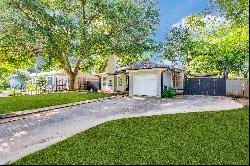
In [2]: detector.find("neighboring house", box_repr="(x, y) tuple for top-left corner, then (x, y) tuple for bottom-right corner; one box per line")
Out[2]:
(98, 55), (185, 97)
(8, 71), (98, 91)
(30, 71), (98, 91)
(9, 74), (20, 89)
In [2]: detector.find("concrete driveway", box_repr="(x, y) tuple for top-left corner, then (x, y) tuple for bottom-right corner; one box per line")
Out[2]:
(0, 95), (243, 164)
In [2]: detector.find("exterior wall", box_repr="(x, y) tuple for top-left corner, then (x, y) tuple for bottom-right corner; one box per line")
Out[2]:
(30, 72), (98, 91)
(101, 75), (115, 92)
(116, 73), (127, 92)
(129, 68), (185, 97)
(9, 75), (20, 89)
(162, 69), (172, 89)
(176, 72), (185, 94)
(128, 69), (163, 97)
(163, 70), (185, 94)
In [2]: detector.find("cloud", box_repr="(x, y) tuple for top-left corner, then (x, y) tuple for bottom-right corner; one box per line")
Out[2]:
(171, 14), (228, 28)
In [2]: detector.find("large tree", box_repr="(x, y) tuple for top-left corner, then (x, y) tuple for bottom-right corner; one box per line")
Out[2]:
(164, 0), (249, 78)
(208, 0), (249, 26)
(0, 0), (160, 90)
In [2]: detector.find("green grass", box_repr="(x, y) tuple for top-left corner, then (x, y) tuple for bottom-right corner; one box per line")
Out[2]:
(0, 92), (112, 114)
(13, 106), (249, 165)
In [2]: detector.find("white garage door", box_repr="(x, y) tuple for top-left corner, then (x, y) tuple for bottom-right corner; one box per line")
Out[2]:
(133, 74), (158, 96)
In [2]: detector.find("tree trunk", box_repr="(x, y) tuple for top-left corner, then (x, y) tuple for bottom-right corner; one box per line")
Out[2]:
(69, 75), (76, 91)
(223, 66), (228, 79)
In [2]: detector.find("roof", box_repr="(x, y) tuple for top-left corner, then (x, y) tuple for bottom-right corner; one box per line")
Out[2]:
(190, 73), (219, 77)
(97, 60), (185, 76)
(29, 70), (65, 77)
(127, 60), (184, 72)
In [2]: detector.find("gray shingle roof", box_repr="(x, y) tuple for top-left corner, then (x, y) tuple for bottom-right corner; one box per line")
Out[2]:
(127, 60), (184, 71)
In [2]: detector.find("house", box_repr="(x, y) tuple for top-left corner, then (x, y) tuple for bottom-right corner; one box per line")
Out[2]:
(98, 55), (185, 97)
(9, 74), (20, 89)
(98, 55), (129, 93)
(8, 71), (98, 91)
(29, 71), (99, 91)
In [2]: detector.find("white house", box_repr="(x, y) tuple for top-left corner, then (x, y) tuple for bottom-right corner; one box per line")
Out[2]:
(9, 74), (20, 89)
(98, 55), (129, 93)
(128, 61), (185, 97)
(99, 55), (185, 97)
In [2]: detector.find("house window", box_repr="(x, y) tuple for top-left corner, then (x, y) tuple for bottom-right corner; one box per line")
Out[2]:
(117, 76), (123, 86)
(47, 77), (53, 86)
(108, 80), (112, 86)
(103, 77), (107, 86)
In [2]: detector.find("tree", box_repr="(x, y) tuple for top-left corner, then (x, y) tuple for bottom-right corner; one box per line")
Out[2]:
(36, 77), (48, 92)
(164, 26), (194, 68)
(208, 0), (249, 26)
(164, 13), (249, 78)
(0, 0), (160, 90)
(16, 71), (30, 90)
(164, 26), (192, 89)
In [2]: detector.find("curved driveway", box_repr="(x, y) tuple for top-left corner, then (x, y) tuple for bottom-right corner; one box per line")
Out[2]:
(0, 96), (243, 164)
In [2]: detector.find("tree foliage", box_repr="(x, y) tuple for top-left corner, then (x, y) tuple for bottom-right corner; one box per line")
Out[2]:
(164, 0), (249, 78)
(0, 0), (160, 90)
(36, 77), (48, 90)
(208, 0), (249, 26)
(16, 70), (31, 89)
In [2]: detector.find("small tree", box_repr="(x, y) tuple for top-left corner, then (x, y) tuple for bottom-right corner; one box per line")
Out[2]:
(36, 77), (48, 93)
(0, 68), (11, 91)
(25, 82), (35, 95)
(16, 71), (30, 90)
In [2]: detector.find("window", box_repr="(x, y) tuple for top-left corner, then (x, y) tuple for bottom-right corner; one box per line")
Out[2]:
(102, 77), (107, 86)
(108, 80), (112, 86)
(118, 76), (123, 86)
(47, 77), (53, 86)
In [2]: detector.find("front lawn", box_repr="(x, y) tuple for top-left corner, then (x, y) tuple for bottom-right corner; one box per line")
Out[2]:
(14, 106), (249, 165)
(0, 92), (112, 114)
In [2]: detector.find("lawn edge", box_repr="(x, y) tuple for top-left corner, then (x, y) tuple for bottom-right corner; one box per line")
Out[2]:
(0, 94), (126, 120)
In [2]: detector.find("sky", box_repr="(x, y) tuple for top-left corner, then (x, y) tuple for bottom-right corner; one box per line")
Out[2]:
(155, 0), (209, 42)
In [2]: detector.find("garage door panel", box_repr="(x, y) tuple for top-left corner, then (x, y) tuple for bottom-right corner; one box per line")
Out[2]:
(133, 74), (157, 96)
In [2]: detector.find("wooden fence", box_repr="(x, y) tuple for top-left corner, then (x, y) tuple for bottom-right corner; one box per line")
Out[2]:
(226, 79), (249, 97)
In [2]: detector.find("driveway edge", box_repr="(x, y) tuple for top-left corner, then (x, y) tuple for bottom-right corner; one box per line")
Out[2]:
(0, 95), (127, 120)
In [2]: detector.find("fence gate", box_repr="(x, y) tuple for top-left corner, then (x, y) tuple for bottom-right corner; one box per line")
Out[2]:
(184, 78), (226, 96)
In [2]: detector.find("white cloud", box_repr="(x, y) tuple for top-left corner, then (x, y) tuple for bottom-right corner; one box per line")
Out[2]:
(171, 14), (228, 28)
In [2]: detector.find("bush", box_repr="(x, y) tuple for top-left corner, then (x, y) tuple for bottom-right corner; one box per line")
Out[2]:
(0, 80), (10, 90)
(36, 77), (48, 89)
(162, 87), (175, 98)
(26, 83), (36, 91)
(8, 89), (20, 96)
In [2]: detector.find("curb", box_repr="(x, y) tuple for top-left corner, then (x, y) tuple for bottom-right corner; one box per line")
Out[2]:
(0, 95), (127, 120)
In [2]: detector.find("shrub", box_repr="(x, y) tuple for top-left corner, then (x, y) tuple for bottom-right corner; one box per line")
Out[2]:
(26, 83), (36, 91)
(0, 79), (10, 90)
(36, 77), (48, 89)
(16, 71), (31, 89)
(162, 87), (175, 98)
(8, 89), (20, 96)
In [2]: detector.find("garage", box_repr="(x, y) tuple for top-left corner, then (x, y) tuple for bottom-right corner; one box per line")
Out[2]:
(133, 74), (158, 96)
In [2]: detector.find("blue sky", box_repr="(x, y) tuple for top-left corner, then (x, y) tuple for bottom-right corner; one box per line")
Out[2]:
(155, 0), (209, 42)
